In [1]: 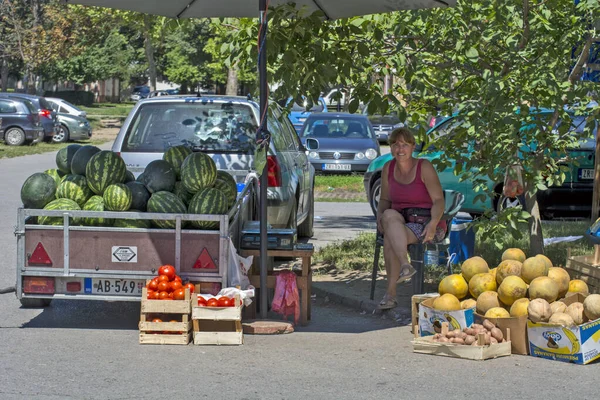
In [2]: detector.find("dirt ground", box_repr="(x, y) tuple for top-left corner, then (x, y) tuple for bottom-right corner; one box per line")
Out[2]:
(93, 127), (120, 143)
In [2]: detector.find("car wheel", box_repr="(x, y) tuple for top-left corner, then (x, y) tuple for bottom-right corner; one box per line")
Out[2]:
(4, 127), (26, 146)
(52, 124), (69, 143)
(369, 177), (381, 216)
(20, 298), (52, 308)
(298, 189), (314, 238)
(496, 192), (526, 213)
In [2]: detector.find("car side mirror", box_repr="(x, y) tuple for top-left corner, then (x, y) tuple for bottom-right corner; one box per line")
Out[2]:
(305, 138), (319, 150)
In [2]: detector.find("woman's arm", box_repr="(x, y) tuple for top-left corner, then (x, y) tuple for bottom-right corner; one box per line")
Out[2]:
(420, 159), (444, 224)
(376, 161), (392, 231)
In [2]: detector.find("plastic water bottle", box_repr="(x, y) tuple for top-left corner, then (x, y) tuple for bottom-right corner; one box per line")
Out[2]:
(425, 249), (446, 266)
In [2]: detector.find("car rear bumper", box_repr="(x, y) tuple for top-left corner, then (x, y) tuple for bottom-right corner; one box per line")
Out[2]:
(537, 183), (593, 216)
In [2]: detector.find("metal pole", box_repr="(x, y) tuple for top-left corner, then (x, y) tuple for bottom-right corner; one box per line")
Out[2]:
(258, 0), (268, 319)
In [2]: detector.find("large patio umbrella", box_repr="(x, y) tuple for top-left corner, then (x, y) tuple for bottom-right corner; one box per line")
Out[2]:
(64, 0), (456, 319)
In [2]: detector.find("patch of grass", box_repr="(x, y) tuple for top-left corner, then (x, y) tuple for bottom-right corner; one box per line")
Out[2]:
(314, 197), (366, 203)
(315, 174), (364, 193)
(0, 138), (108, 159)
(80, 103), (134, 117)
(314, 231), (377, 270)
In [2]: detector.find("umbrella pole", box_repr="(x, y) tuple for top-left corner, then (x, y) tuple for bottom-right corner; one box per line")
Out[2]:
(259, 0), (268, 319)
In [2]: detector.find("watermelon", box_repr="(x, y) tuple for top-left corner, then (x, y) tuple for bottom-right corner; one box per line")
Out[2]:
(56, 144), (82, 174)
(44, 169), (65, 187)
(38, 198), (80, 225)
(147, 191), (187, 229)
(113, 216), (152, 229)
(142, 160), (176, 193)
(136, 172), (145, 183)
(214, 170), (237, 208)
(187, 187), (228, 229)
(103, 183), (132, 211)
(55, 174), (93, 207)
(163, 145), (192, 179)
(86, 151), (127, 194)
(124, 170), (135, 183)
(173, 181), (194, 207)
(82, 195), (113, 226)
(21, 173), (57, 209)
(180, 152), (217, 194)
(125, 181), (151, 211)
(70, 145), (101, 176)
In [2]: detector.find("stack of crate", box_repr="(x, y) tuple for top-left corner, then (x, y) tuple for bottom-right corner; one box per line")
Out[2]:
(138, 288), (192, 345)
(192, 294), (243, 345)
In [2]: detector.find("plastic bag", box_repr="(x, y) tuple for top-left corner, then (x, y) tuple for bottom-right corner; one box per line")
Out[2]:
(271, 270), (300, 325)
(503, 164), (524, 198)
(218, 287), (255, 307)
(227, 238), (252, 289)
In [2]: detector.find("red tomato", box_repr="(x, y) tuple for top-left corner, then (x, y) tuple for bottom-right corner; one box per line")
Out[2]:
(218, 296), (231, 307)
(147, 280), (159, 291)
(158, 265), (176, 281)
(152, 318), (162, 323)
(173, 288), (186, 301)
(197, 296), (207, 306)
(169, 320), (178, 323)
(170, 281), (183, 292)
(157, 275), (170, 283)
(184, 283), (195, 293)
(157, 281), (170, 292)
(207, 298), (219, 307)
(158, 291), (170, 300)
(168, 292), (174, 299)
(146, 290), (156, 300)
(173, 275), (182, 283)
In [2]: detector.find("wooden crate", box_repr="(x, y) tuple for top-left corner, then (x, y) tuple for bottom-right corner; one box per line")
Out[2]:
(139, 287), (192, 345)
(565, 249), (600, 294)
(411, 293), (438, 328)
(192, 294), (243, 345)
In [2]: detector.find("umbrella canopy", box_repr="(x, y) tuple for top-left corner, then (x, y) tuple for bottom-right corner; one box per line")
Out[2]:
(64, 0), (454, 19)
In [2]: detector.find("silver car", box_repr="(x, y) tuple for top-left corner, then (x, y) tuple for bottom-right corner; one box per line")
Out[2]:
(111, 95), (315, 237)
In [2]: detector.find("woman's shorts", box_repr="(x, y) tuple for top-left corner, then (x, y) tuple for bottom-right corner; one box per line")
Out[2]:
(405, 222), (446, 243)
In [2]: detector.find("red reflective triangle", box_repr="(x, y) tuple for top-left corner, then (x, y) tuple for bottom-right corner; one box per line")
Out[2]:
(29, 242), (52, 266)
(193, 248), (216, 269)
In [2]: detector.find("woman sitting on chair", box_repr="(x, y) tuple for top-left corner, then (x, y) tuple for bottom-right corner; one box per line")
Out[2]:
(377, 127), (447, 310)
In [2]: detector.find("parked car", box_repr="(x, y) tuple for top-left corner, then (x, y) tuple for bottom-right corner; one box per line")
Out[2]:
(165, 88), (180, 95)
(112, 95), (315, 236)
(287, 97), (327, 133)
(130, 85), (150, 102)
(0, 93), (58, 142)
(362, 108), (404, 144)
(364, 112), (596, 218)
(53, 113), (92, 143)
(46, 97), (87, 118)
(148, 90), (168, 98)
(0, 97), (45, 145)
(299, 113), (380, 173)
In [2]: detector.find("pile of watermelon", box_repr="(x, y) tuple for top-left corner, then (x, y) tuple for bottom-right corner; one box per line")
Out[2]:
(20, 144), (238, 230)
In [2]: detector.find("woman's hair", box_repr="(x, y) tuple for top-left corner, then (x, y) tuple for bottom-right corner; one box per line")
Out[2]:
(389, 127), (416, 146)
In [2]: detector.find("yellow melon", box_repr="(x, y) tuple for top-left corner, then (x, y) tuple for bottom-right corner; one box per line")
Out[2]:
(438, 274), (469, 300)
(548, 267), (570, 299)
(583, 294), (600, 321)
(510, 298), (530, 317)
(489, 268), (497, 281)
(549, 312), (575, 327)
(550, 301), (567, 315)
(476, 291), (500, 315)
(566, 302), (585, 325)
(460, 298), (477, 309)
(568, 279), (589, 295)
(502, 248), (526, 263)
(496, 260), (523, 285)
(432, 293), (461, 311)
(497, 275), (527, 306)
(485, 307), (510, 318)
(521, 256), (550, 284)
(461, 256), (489, 283)
(528, 298), (552, 323)
(528, 276), (559, 303)
(468, 272), (497, 299)
(535, 254), (553, 270)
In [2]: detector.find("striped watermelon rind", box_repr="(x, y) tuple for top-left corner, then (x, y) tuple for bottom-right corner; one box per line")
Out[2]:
(173, 181), (194, 207)
(142, 160), (176, 193)
(44, 169), (66, 187)
(21, 172), (58, 209)
(82, 195), (113, 226)
(214, 170), (237, 209)
(146, 191), (187, 229)
(55, 174), (93, 207)
(188, 187), (228, 229)
(86, 151), (127, 195)
(38, 198), (81, 225)
(113, 214), (152, 229)
(103, 183), (132, 211)
(180, 152), (217, 194)
(163, 145), (192, 179)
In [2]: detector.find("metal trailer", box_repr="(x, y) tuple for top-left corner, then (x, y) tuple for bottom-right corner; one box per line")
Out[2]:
(14, 178), (257, 307)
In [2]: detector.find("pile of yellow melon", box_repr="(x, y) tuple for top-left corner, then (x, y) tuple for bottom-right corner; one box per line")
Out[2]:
(433, 248), (600, 325)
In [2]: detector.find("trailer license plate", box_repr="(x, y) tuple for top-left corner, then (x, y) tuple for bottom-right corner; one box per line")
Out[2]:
(84, 278), (144, 296)
(579, 168), (594, 180)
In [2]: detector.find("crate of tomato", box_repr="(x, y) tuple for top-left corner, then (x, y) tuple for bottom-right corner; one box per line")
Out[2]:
(192, 293), (243, 345)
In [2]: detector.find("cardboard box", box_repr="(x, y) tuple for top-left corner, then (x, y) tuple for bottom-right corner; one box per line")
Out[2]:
(418, 296), (475, 336)
(475, 313), (529, 355)
(527, 293), (600, 365)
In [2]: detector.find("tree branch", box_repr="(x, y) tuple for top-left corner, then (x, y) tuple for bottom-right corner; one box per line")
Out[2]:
(501, 0), (530, 77)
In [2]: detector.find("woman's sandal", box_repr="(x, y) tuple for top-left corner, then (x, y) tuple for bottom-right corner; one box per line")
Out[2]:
(378, 294), (398, 310)
(397, 263), (417, 283)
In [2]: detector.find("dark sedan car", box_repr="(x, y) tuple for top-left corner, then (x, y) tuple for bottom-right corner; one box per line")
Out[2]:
(0, 97), (44, 145)
(0, 93), (58, 141)
(299, 113), (380, 173)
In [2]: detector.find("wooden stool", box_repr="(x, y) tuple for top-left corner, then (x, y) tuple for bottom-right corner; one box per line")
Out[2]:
(240, 247), (313, 325)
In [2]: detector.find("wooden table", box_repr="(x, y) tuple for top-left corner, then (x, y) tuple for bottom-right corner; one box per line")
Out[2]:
(240, 248), (313, 325)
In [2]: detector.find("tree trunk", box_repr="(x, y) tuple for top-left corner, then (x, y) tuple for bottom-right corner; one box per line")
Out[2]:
(225, 65), (239, 96)
(525, 189), (545, 256)
(0, 59), (8, 91)
(143, 16), (157, 92)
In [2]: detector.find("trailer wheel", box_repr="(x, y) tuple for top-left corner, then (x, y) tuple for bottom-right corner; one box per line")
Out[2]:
(20, 298), (52, 308)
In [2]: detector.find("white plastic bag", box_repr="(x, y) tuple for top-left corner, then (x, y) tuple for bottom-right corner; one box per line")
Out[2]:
(218, 286), (255, 307)
(227, 238), (252, 290)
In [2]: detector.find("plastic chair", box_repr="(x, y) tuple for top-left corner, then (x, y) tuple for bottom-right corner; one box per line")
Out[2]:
(312, 125), (329, 137)
(369, 190), (465, 300)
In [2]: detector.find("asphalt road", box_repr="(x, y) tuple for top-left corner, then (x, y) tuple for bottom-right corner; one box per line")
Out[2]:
(0, 146), (598, 399)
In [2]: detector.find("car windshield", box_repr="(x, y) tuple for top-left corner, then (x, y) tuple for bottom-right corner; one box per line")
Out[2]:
(291, 101), (324, 112)
(301, 117), (375, 139)
(121, 101), (258, 153)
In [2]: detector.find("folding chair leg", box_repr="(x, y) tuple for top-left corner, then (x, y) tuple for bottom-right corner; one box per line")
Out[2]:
(370, 241), (382, 300)
(410, 244), (425, 295)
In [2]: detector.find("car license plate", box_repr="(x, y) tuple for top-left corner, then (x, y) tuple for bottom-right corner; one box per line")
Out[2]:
(84, 278), (144, 296)
(579, 168), (594, 180)
(323, 163), (351, 171)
